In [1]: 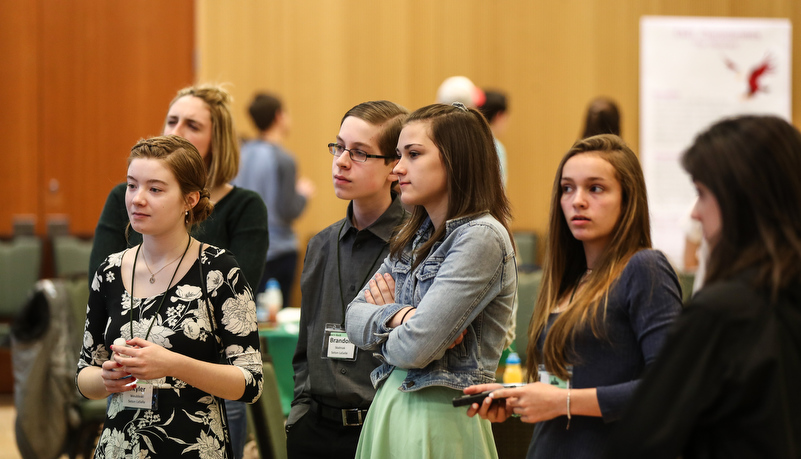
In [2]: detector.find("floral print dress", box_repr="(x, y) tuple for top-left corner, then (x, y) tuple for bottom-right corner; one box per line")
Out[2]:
(77, 245), (263, 458)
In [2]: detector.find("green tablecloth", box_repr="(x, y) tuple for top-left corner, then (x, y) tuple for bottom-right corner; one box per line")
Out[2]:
(259, 323), (299, 416)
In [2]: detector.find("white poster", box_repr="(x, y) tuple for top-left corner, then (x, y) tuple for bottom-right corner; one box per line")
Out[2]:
(640, 16), (791, 269)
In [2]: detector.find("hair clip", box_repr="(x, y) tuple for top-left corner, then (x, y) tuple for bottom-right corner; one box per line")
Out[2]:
(452, 102), (468, 112)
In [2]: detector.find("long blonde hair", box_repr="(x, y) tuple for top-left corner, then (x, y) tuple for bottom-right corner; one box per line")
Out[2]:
(526, 134), (650, 380)
(167, 84), (240, 188)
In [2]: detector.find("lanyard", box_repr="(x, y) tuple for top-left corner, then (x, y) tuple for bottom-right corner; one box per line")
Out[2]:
(130, 236), (192, 341)
(336, 219), (387, 326)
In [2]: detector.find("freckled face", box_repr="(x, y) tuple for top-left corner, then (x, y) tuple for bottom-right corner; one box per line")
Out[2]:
(163, 96), (213, 159)
(560, 153), (622, 251)
(690, 181), (722, 246)
(394, 121), (449, 220)
(126, 158), (190, 237)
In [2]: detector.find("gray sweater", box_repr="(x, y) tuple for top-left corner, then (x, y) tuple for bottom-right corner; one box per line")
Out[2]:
(233, 140), (307, 261)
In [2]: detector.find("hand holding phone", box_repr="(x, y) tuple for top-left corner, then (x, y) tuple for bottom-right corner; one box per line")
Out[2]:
(452, 383), (525, 407)
(452, 390), (496, 407)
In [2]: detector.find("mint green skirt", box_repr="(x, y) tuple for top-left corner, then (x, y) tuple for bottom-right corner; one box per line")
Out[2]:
(355, 368), (498, 459)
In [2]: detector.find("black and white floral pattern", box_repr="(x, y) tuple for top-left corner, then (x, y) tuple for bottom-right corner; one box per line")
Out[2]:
(78, 245), (263, 458)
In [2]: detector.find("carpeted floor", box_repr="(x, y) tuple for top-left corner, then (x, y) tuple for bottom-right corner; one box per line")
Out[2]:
(0, 394), (24, 459)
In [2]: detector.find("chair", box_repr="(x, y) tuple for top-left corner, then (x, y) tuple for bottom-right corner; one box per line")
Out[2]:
(64, 276), (105, 458)
(12, 279), (82, 458)
(678, 271), (696, 303)
(0, 237), (42, 321)
(514, 232), (539, 270)
(0, 236), (41, 393)
(247, 359), (288, 459)
(52, 236), (93, 278)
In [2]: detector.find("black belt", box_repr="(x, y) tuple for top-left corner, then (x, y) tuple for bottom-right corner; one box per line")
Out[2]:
(310, 399), (368, 426)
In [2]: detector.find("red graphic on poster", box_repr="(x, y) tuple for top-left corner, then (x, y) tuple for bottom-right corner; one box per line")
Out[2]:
(723, 54), (774, 98)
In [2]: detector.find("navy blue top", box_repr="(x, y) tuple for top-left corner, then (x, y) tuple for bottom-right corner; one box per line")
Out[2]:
(528, 249), (682, 458)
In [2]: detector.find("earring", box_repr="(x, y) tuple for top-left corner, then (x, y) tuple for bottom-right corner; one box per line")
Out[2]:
(185, 210), (189, 222)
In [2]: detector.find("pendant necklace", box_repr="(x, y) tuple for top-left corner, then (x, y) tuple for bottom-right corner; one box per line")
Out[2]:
(141, 241), (188, 284)
(130, 236), (193, 340)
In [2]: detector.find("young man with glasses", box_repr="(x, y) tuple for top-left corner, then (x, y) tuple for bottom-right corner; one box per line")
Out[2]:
(286, 101), (408, 458)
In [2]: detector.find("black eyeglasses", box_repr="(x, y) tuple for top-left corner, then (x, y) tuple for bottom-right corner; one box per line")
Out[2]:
(328, 143), (395, 163)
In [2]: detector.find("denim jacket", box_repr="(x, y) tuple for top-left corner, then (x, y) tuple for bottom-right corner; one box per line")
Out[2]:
(345, 212), (517, 391)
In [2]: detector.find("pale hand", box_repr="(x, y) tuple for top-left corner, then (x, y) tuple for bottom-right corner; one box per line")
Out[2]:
(365, 272), (395, 305)
(463, 383), (511, 422)
(296, 177), (316, 199)
(489, 382), (566, 424)
(100, 358), (136, 393)
(449, 329), (468, 349)
(111, 337), (178, 382)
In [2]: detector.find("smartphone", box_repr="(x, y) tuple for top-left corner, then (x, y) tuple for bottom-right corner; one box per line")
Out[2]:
(451, 383), (525, 407)
(452, 390), (496, 407)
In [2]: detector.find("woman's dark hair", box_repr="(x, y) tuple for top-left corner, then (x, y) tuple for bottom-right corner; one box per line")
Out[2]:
(249, 92), (283, 132)
(389, 103), (513, 269)
(581, 97), (621, 138)
(479, 90), (508, 124)
(682, 115), (801, 298)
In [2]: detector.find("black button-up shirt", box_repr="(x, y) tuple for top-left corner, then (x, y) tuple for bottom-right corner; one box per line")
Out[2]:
(288, 194), (405, 425)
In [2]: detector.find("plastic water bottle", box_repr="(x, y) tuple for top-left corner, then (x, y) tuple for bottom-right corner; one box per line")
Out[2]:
(256, 292), (269, 323)
(265, 278), (283, 322)
(503, 352), (523, 384)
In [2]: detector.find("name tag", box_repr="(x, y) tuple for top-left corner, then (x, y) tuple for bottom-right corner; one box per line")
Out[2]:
(538, 364), (573, 389)
(321, 323), (357, 361)
(122, 381), (158, 410)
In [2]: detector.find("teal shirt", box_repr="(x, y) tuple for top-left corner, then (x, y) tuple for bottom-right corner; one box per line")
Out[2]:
(89, 183), (269, 288)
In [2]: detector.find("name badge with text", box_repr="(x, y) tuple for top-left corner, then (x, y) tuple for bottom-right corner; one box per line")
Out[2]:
(122, 381), (158, 410)
(538, 364), (573, 389)
(321, 323), (357, 361)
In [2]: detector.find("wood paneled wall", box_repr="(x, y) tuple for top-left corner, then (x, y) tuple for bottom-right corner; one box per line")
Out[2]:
(0, 0), (194, 236)
(196, 0), (801, 251)
(1, 0), (798, 274)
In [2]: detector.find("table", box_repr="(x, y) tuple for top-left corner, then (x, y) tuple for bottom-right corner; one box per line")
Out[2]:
(258, 323), (299, 416)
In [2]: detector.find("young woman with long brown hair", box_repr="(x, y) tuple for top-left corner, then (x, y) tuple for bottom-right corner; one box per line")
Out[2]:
(464, 134), (682, 457)
(346, 103), (517, 458)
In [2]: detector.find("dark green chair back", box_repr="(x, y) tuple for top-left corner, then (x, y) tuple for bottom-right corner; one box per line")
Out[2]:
(0, 237), (42, 320)
(514, 269), (543, 367)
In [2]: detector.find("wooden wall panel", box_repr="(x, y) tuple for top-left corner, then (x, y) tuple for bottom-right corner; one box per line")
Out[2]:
(0, 0), (194, 237)
(38, 1), (195, 235)
(197, 0), (801, 255)
(0, 1), (39, 235)
(2, 0), (797, 249)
